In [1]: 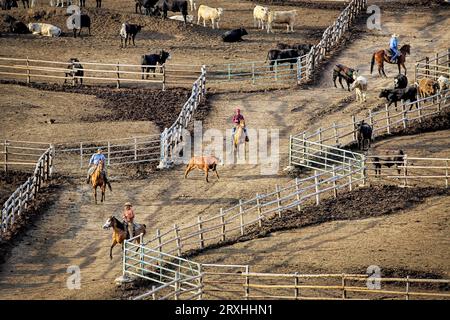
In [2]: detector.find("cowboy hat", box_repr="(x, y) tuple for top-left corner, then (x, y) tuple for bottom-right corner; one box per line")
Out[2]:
(124, 202), (132, 207)
(391, 33), (399, 38)
(97, 148), (103, 153)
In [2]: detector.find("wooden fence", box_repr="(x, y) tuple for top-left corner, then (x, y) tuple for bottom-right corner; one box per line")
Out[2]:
(0, 56), (204, 89)
(0, 141), (54, 238)
(415, 48), (450, 82)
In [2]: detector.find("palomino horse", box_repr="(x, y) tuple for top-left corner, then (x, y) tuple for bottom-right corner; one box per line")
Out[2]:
(91, 160), (111, 204)
(233, 119), (247, 157)
(103, 216), (146, 259)
(184, 155), (220, 183)
(371, 44), (411, 77)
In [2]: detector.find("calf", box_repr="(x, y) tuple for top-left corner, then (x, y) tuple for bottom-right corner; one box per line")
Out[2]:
(71, 14), (91, 38)
(372, 150), (405, 176)
(4, 15), (29, 33)
(155, 0), (188, 24)
(266, 10), (297, 33)
(379, 86), (418, 110)
(351, 75), (368, 103)
(394, 74), (408, 89)
(253, 5), (269, 30)
(28, 23), (62, 37)
(437, 75), (449, 95)
(120, 23), (142, 47)
(135, 0), (158, 15)
(64, 58), (84, 85)
(276, 43), (312, 56)
(266, 48), (300, 71)
(332, 64), (355, 91)
(184, 155), (220, 183)
(355, 120), (372, 150)
(1, 0), (18, 9)
(141, 50), (171, 79)
(417, 78), (439, 98)
(222, 27), (248, 42)
(197, 5), (223, 29)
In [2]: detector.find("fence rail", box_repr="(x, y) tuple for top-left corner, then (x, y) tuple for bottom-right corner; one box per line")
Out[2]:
(415, 48), (450, 81)
(1, 141), (54, 238)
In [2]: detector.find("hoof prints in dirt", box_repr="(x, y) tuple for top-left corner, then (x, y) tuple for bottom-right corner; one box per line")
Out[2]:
(0, 80), (204, 130)
(184, 185), (449, 259)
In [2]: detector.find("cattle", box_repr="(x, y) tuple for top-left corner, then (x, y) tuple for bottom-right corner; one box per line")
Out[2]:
(332, 64), (356, 91)
(184, 155), (220, 183)
(394, 74), (408, 89)
(135, 0), (158, 15)
(141, 50), (171, 79)
(417, 78), (439, 99)
(197, 5), (223, 29)
(64, 58), (84, 85)
(54, 0), (73, 6)
(437, 75), (449, 94)
(28, 23), (62, 37)
(1, 0), (18, 10)
(119, 23), (142, 47)
(379, 86), (418, 110)
(253, 5), (269, 30)
(154, 0), (188, 24)
(355, 120), (372, 150)
(188, 0), (195, 11)
(221, 27), (248, 42)
(78, 0), (86, 7)
(266, 10), (297, 33)
(276, 43), (312, 56)
(351, 75), (368, 103)
(71, 14), (91, 38)
(266, 49), (300, 71)
(4, 15), (29, 33)
(371, 150), (405, 176)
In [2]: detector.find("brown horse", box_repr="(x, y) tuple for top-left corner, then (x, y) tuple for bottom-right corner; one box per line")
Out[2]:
(91, 160), (110, 204)
(371, 44), (411, 77)
(184, 155), (220, 183)
(103, 216), (146, 260)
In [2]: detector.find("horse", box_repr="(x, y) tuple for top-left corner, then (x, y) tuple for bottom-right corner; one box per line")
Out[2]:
(355, 120), (373, 151)
(184, 155), (220, 183)
(371, 44), (411, 77)
(332, 64), (356, 91)
(233, 119), (247, 157)
(372, 150), (405, 176)
(102, 216), (146, 259)
(90, 160), (111, 204)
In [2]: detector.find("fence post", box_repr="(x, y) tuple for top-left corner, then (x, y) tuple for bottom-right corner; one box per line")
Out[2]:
(3, 140), (7, 172)
(342, 274), (346, 299)
(256, 194), (262, 227)
(174, 224), (182, 256)
(244, 265), (250, 300)
(239, 199), (244, 236)
(80, 142), (83, 169)
(220, 208), (226, 242)
(435, 52), (439, 80)
(348, 162), (353, 191)
(403, 154), (408, 187)
(275, 184), (282, 218)
(385, 104), (391, 135)
(156, 228), (162, 281)
(295, 177), (302, 211)
(197, 216), (204, 249)
(294, 272), (299, 300)
(174, 272), (180, 300)
(414, 62), (418, 83)
(401, 100), (407, 129)
(116, 62), (120, 89)
(425, 56), (430, 76)
(332, 165), (338, 198)
(333, 122), (339, 146)
(162, 64), (166, 91)
(197, 264), (203, 300)
(314, 171), (320, 205)
(405, 275), (410, 300)
(26, 57), (30, 84)
(139, 233), (144, 276)
(296, 56), (302, 84)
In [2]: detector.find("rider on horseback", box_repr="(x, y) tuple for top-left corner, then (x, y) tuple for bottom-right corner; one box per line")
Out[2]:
(232, 108), (249, 142)
(122, 202), (135, 239)
(86, 148), (111, 187)
(389, 34), (400, 63)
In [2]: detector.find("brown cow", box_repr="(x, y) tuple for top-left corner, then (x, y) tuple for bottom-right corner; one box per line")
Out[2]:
(184, 155), (220, 182)
(417, 78), (439, 98)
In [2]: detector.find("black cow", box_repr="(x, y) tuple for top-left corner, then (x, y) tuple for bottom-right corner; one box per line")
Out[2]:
(394, 74), (408, 89)
(355, 120), (373, 151)
(135, 0), (158, 15)
(372, 150), (405, 176)
(120, 23), (142, 47)
(141, 50), (171, 79)
(96, 0), (102, 8)
(79, 0), (86, 7)
(379, 86), (418, 110)
(64, 58), (84, 86)
(1, 0), (18, 10)
(20, 0), (28, 8)
(276, 43), (312, 56)
(222, 27), (248, 42)
(154, 0), (188, 24)
(266, 49), (301, 71)
(4, 15), (29, 33)
(72, 14), (91, 38)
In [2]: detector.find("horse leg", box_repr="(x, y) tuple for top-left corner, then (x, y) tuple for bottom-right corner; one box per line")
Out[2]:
(110, 241), (116, 259)
(204, 168), (209, 183)
(101, 185), (105, 202)
(93, 186), (97, 204)
(184, 164), (193, 179)
(339, 76), (344, 89)
(214, 168), (219, 180)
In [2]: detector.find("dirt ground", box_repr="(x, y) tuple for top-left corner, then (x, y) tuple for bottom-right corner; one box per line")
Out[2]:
(0, 2), (449, 300)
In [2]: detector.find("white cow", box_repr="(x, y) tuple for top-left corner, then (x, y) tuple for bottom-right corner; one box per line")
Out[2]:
(197, 5), (223, 29)
(28, 23), (62, 37)
(188, 0), (196, 12)
(253, 5), (269, 30)
(351, 75), (368, 103)
(267, 10), (297, 33)
(437, 75), (449, 93)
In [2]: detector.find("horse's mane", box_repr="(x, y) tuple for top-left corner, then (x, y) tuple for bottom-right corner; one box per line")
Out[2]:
(112, 216), (125, 230)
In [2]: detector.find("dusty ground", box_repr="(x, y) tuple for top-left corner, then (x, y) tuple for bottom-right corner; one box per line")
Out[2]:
(0, 170), (30, 205)
(0, 2), (449, 300)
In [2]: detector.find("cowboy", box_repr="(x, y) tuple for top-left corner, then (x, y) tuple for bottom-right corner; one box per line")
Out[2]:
(232, 108), (249, 142)
(390, 34), (400, 63)
(122, 202), (135, 239)
(86, 148), (110, 185)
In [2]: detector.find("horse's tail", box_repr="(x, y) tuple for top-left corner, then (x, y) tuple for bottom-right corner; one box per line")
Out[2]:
(370, 53), (375, 74)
